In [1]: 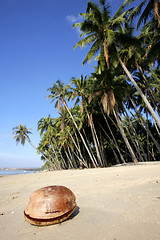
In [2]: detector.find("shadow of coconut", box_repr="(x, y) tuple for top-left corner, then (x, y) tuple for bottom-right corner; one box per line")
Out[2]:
(69, 206), (80, 220)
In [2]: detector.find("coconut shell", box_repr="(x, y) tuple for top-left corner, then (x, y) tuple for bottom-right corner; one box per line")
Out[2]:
(24, 185), (77, 226)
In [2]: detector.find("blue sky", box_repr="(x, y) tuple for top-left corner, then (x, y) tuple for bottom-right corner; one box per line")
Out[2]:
(0, 0), (140, 168)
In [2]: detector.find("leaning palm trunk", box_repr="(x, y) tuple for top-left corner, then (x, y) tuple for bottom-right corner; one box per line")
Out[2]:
(152, 116), (160, 136)
(124, 105), (148, 161)
(46, 132), (61, 169)
(83, 96), (104, 166)
(154, 0), (160, 27)
(74, 130), (87, 168)
(86, 110), (103, 167)
(66, 128), (88, 168)
(50, 141), (61, 170)
(63, 101), (98, 168)
(92, 119), (106, 165)
(67, 146), (77, 168)
(54, 139), (67, 169)
(137, 65), (160, 107)
(55, 143), (66, 169)
(113, 109), (138, 165)
(119, 113), (144, 162)
(26, 139), (54, 169)
(98, 122), (121, 165)
(119, 58), (160, 129)
(74, 130), (88, 167)
(130, 98), (160, 153)
(101, 107), (126, 163)
(65, 148), (74, 169)
(82, 128), (99, 167)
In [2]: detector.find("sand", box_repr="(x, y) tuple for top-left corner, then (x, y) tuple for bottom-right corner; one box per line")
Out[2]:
(0, 162), (160, 240)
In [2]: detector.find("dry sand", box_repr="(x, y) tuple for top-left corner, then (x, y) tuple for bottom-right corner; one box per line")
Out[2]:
(0, 162), (160, 240)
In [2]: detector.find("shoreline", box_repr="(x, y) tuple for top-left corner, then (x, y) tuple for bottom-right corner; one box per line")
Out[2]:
(1, 160), (160, 176)
(0, 162), (160, 240)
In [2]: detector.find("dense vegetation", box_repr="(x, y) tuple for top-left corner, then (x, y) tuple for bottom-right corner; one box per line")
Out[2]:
(13, 0), (160, 169)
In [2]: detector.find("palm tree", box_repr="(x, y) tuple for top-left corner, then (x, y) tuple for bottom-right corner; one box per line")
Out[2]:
(140, 19), (160, 65)
(74, 0), (160, 129)
(37, 116), (63, 169)
(73, 0), (131, 68)
(12, 124), (54, 169)
(47, 80), (97, 167)
(13, 124), (32, 146)
(47, 80), (70, 113)
(87, 65), (139, 164)
(118, 57), (160, 128)
(71, 75), (104, 166)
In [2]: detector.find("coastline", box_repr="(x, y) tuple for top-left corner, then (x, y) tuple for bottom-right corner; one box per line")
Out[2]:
(0, 168), (41, 176)
(0, 162), (160, 240)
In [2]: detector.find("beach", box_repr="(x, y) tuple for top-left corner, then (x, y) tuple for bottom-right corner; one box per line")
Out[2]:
(0, 162), (160, 240)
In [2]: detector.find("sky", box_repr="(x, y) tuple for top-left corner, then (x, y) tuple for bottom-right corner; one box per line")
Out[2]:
(0, 0), (141, 168)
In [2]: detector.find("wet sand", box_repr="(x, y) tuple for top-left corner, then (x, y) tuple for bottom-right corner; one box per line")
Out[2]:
(0, 162), (160, 240)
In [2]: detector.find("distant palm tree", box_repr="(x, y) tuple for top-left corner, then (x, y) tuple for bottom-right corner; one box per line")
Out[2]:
(12, 124), (54, 169)
(48, 80), (98, 167)
(71, 75), (104, 166)
(13, 124), (32, 145)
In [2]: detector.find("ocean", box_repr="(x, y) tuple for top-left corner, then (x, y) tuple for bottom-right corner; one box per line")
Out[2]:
(0, 169), (38, 176)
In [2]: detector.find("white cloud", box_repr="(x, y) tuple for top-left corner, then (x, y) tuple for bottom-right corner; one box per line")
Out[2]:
(66, 14), (82, 24)
(66, 14), (83, 36)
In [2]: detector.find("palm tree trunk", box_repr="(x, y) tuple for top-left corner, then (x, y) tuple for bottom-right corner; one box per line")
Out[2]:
(124, 105), (147, 161)
(130, 98), (160, 153)
(83, 97), (103, 166)
(67, 146), (77, 168)
(98, 122), (121, 164)
(113, 109), (138, 165)
(82, 128), (99, 167)
(119, 57), (160, 129)
(74, 130), (88, 167)
(104, 38), (109, 68)
(26, 139), (54, 169)
(119, 112), (144, 162)
(65, 148), (74, 169)
(151, 116), (160, 136)
(63, 101), (98, 168)
(66, 128), (88, 167)
(154, 0), (160, 27)
(50, 141), (61, 169)
(86, 111), (103, 167)
(54, 139), (67, 169)
(146, 110), (150, 161)
(137, 65), (160, 107)
(101, 107), (126, 163)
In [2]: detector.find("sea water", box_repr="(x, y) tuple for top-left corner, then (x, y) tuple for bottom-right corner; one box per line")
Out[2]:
(0, 169), (37, 176)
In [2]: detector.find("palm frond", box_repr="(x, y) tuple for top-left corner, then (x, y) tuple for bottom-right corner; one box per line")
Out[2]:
(137, 0), (154, 30)
(147, 40), (160, 63)
(127, 0), (146, 25)
(113, 0), (136, 19)
(73, 34), (96, 49)
(82, 40), (101, 65)
(86, 1), (103, 25)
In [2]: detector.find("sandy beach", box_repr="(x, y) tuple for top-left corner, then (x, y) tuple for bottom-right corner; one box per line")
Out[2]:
(0, 162), (160, 240)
